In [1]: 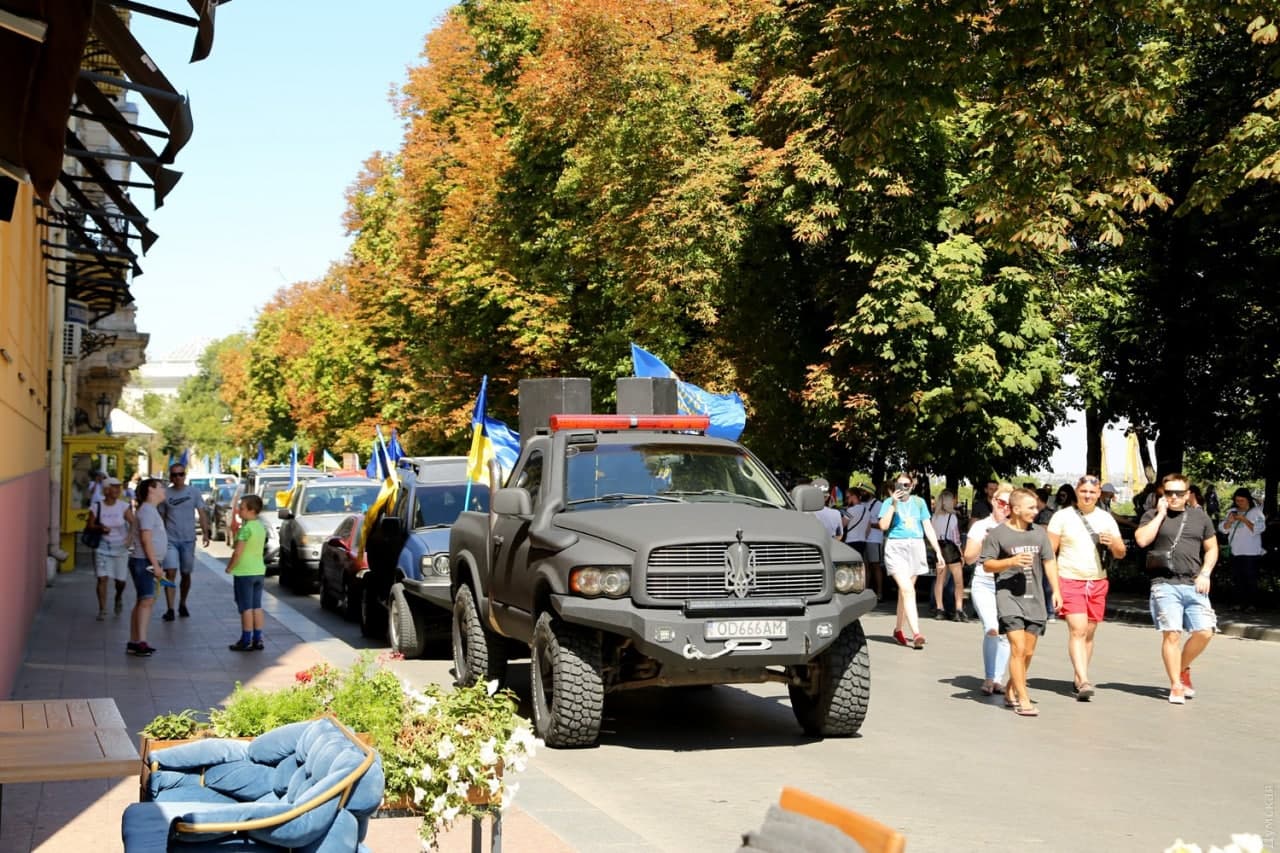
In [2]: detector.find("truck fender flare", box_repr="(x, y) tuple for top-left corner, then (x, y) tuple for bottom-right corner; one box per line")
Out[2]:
(452, 553), (489, 620)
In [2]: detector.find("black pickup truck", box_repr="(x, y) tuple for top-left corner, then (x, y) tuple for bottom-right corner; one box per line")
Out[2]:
(448, 414), (876, 747)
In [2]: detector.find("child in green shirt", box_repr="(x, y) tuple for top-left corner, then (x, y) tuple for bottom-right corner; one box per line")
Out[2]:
(226, 494), (267, 651)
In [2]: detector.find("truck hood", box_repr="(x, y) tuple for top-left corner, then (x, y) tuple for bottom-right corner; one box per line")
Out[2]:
(552, 503), (832, 551)
(408, 526), (451, 554)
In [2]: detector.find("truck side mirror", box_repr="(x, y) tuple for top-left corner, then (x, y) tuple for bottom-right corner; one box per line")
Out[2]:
(277, 508), (294, 520)
(790, 485), (824, 512)
(492, 487), (532, 516)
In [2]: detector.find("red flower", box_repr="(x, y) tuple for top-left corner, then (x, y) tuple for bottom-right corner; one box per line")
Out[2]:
(295, 670), (313, 683)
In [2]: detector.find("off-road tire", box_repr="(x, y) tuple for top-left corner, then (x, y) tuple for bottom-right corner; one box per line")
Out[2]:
(360, 584), (386, 640)
(530, 612), (604, 748)
(788, 620), (870, 737)
(388, 583), (426, 658)
(452, 584), (507, 687)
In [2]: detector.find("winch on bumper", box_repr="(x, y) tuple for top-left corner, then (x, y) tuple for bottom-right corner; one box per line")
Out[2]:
(552, 589), (877, 668)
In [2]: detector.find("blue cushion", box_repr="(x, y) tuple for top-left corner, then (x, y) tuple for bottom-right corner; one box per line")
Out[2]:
(341, 755), (385, 817)
(297, 808), (358, 853)
(121, 802), (175, 853)
(246, 720), (309, 766)
(271, 754), (301, 796)
(171, 801), (294, 844)
(284, 762), (312, 802)
(247, 794), (341, 848)
(302, 735), (346, 783)
(204, 759), (276, 801)
(152, 739), (251, 771)
(295, 719), (338, 760)
(147, 769), (203, 799)
(153, 785), (238, 805)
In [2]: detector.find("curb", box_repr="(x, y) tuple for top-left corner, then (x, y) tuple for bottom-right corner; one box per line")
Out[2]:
(1105, 603), (1280, 642)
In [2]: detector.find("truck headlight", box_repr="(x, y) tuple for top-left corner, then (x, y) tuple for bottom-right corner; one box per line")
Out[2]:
(569, 566), (631, 598)
(302, 533), (326, 546)
(834, 561), (865, 594)
(421, 553), (451, 576)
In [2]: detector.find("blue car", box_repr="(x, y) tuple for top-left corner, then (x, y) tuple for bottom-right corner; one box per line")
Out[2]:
(363, 458), (489, 656)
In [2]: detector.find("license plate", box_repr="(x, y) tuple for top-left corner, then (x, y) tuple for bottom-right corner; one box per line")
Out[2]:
(704, 619), (788, 641)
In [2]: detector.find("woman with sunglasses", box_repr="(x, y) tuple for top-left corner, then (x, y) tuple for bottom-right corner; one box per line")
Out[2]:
(965, 485), (1012, 695)
(878, 472), (946, 648)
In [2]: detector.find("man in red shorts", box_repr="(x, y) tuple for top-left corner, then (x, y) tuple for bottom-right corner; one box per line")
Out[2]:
(1047, 475), (1127, 701)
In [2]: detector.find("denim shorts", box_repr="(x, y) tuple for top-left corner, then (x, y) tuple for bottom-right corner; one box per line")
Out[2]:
(164, 539), (196, 574)
(1150, 582), (1216, 633)
(233, 575), (265, 613)
(129, 557), (157, 599)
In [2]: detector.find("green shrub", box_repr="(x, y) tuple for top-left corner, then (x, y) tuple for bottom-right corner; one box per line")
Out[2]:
(209, 682), (323, 737)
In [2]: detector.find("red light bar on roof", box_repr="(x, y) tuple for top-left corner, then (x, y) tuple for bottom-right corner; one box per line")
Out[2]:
(549, 414), (711, 432)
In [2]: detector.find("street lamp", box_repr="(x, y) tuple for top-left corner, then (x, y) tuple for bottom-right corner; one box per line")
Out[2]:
(96, 394), (111, 431)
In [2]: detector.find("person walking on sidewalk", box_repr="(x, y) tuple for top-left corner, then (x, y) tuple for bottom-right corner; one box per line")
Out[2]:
(127, 478), (168, 656)
(979, 488), (1062, 716)
(1220, 487), (1265, 609)
(226, 494), (268, 651)
(90, 477), (133, 620)
(1047, 475), (1127, 701)
(930, 490), (967, 621)
(879, 472), (946, 649)
(158, 462), (212, 621)
(965, 484), (1012, 695)
(1137, 473), (1219, 704)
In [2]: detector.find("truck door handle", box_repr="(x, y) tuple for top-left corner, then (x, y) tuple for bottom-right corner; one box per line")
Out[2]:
(492, 534), (504, 547)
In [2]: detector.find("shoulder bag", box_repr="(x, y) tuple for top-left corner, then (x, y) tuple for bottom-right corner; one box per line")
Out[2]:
(1074, 508), (1114, 573)
(940, 514), (962, 564)
(1145, 513), (1188, 574)
(80, 501), (103, 550)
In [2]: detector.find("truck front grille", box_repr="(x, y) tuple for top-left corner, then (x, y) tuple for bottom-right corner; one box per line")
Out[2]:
(645, 543), (825, 600)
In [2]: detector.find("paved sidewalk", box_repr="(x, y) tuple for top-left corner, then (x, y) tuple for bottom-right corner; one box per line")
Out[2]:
(1, 551), (573, 852)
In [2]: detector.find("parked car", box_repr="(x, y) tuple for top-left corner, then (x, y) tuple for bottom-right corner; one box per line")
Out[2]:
(318, 512), (368, 623)
(361, 457), (481, 646)
(188, 473), (239, 506)
(208, 482), (239, 541)
(278, 475), (382, 592)
(228, 467), (324, 571)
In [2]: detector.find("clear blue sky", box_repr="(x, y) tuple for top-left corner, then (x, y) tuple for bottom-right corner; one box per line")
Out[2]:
(128, 1), (453, 358)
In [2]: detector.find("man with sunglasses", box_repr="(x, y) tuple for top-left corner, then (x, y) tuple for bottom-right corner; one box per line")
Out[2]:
(158, 463), (213, 621)
(1135, 472), (1218, 704)
(1047, 474), (1126, 701)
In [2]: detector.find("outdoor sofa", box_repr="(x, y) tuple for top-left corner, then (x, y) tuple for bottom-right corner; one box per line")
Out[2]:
(121, 715), (383, 852)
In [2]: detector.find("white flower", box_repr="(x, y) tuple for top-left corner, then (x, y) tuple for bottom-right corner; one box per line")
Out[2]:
(431, 794), (448, 814)
(486, 679), (500, 696)
(454, 723), (471, 736)
(403, 766), (415, 779)
(447, 764), (460, 782)
(505, 752), (529, 774)
(1228, 836), (1264, 853)
(501, 781), (520, 810)
(437, 735), (456, 761)
(1166, 843), (1202, 853)
(478, 737), (499, 766)
(452, 781), (471, 799)
(508, 726), (540, 756)
(442, 804), (461, 822)
(412, 785), (428, 805)
(486, 775), (501, 794)
(417, 765), (433, 783)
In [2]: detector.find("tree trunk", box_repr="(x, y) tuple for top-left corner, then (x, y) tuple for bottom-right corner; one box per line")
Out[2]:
(1135, 427), (1156, 483)
(1084, 406), (1103, 475)
(945, 471), (960, 495)
(869, 449), (886, 498)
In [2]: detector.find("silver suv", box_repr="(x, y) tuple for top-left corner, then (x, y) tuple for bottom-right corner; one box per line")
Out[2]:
(277, 475), (382, 592)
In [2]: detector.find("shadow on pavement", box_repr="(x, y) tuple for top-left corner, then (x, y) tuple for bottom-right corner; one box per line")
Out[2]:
(1027, 676), (1079, 699)
(1094, 681), (1168, 700)
(936, 674), (1011, 705)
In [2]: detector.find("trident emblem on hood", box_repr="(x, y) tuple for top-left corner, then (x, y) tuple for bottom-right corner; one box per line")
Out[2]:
(724, 528), (756, 599)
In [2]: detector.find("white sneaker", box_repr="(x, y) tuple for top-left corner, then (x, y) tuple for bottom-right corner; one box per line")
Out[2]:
(1168, 688), (1186, 705)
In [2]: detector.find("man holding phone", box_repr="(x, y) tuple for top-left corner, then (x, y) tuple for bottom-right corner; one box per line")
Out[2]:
(1047, 474), (1126, 701)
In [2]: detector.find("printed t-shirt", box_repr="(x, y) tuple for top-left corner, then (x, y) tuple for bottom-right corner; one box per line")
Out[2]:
(1048, 506), (1121, 581)
(979, 523), (1053, 623)
(160, 484), (202, 541)
(879, 496), (929, 540)
(232, 519), (268, 577)
(1139, 506), (1216, 586)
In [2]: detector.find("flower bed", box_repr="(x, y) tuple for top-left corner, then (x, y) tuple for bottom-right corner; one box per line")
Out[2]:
(141, 652), (541, 847)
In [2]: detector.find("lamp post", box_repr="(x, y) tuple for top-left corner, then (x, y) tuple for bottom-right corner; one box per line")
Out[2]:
(95, 393), (111, 433)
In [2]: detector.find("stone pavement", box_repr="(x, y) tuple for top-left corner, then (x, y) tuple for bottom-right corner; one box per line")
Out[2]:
(0, 551), (573, 853)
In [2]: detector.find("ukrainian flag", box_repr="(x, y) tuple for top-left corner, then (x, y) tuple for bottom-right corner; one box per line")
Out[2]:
(466, 376), (521, 487)
(361, 426), (399, 547)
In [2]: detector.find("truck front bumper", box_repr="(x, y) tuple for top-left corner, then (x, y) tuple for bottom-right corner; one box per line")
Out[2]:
(552, 591), (877, 668)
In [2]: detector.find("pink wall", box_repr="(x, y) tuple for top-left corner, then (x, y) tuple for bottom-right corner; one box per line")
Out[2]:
(0, 469), (50, 698)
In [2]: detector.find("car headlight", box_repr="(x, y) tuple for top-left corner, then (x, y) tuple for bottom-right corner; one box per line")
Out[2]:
(834, 561), (866, 594)
(569, 566), (631, 598)
(302, 533), (326, 546)
(420, 554), (451, 577)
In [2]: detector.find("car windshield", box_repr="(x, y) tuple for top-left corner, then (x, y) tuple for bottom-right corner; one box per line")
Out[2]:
(564, 442), (788, 509)
(412, 483), (489, 529)
(216, 485), (236, 502)
(255, 481), (288, 511)
(301, 483), (381, 514)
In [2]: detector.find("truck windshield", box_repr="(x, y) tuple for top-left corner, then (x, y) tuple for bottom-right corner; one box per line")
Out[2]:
(564, 443), (788, 509)
(412, 483), (490, 528)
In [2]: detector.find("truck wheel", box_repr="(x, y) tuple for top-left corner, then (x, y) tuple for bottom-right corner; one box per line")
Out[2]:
(530, 612), (604, 748)
(788, 620), (870, 737)
(388, 583), (426, 658)
(360, 583), (386, 640)
(452, 585), (507, 687)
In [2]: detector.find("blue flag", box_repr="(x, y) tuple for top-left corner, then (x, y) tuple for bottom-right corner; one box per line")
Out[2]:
(179, 448), (190, 467)
(213, 451), (221, 474)
(289, 444), (298, 489)
(466, 376), (521, 486)
(630, 343), (746, 441)
(252, 442), (265, 468)
(387, 429), (405, 464)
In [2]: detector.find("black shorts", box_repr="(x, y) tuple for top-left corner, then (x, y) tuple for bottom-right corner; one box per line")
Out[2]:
(998, 614), (1045, 636)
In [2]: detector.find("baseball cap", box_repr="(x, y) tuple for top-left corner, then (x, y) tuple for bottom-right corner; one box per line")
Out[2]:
(104, 476), (122, 486)
(1100, 482), (1117, 494)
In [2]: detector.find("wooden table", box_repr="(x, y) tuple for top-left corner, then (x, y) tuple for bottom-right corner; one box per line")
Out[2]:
(0, 698), (140, 829)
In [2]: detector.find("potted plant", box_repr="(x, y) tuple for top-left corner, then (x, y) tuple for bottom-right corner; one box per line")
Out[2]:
(139, 652), (542, 849)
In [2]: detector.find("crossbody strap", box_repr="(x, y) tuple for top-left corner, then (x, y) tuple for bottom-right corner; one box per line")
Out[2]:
(1073, 508), (1106, 572)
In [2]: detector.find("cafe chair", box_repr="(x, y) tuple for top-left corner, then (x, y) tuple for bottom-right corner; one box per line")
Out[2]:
(777, 786), (906, 853)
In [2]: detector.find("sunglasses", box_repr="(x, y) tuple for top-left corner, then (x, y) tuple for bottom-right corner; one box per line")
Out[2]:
(1078, 476), (1101, 485)
(171, 472), (187, 477)
(995, 498), (1010, 506)
(1164, 489), (1188, 497)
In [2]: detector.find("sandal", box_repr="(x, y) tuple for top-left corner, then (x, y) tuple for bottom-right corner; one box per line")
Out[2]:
(1074, 681), (1095, 702)
(1004, 693), (1020, 709)
(912, 634), (926, 649)
(981, 681), (995, 696)
(1015, 705), (1040, 717)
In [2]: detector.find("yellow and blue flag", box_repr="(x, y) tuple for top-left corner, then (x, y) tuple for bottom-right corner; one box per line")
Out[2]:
(466, 376), (521, 487)
(321, 449), (341, 471)
(630, 343), (746, 441)
(361, 426), (400, 548)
